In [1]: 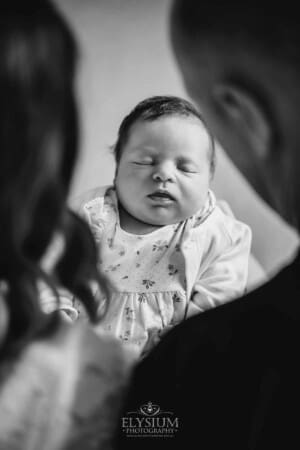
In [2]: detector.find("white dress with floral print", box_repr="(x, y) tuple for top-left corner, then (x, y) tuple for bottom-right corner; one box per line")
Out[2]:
(40, 186), (251, 357)
(84, 189), (190, 356)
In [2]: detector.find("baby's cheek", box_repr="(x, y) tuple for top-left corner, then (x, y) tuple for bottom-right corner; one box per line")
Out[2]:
(182, 191), (206, 216)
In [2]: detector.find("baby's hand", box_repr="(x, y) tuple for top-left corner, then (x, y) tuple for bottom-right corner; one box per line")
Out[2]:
(59, 307), (78, 322)
(186, 293), (216, 317)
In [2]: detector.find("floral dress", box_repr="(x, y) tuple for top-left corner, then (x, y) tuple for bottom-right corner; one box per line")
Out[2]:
(83, 189), (190, 356)
(40, 186), (251, 357)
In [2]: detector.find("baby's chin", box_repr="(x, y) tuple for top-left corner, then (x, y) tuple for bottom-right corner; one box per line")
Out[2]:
(122, 204), (203, 233)
(145, 212), (192, 227)
(143, 204), (206, 226)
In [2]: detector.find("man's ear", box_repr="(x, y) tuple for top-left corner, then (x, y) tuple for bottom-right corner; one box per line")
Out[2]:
(212, 82), (271, 160)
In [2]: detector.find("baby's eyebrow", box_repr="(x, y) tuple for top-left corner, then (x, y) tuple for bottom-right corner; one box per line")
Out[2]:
(131, 146), (157, 155)
(132, 147), (159, 158)
(176, 157), (197, 165)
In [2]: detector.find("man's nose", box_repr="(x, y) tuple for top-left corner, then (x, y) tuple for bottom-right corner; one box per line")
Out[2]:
(152, 163), (175, 183)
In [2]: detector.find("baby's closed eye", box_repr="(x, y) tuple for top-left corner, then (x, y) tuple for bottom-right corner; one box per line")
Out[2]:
(178, 164), (199, 173)
(132, 156), (154, 165)
(133, 161), (153, 166)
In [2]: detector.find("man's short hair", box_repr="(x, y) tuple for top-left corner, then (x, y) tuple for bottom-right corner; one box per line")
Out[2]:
(171, 1), (300, 69)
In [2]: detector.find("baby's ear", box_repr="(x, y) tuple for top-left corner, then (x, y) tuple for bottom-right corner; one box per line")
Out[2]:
(113, 167), (118, 186)
(213, 82), (272, 161)
(109, 142), (118, 185)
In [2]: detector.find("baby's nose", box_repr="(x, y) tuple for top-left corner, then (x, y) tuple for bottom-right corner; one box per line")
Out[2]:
(152, 164), (175, 183)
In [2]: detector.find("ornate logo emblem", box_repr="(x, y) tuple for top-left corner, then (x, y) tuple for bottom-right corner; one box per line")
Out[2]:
(139, 401), (160, 416)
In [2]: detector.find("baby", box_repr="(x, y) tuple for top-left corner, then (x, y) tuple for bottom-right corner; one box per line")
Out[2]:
(72, 96), (252, 356)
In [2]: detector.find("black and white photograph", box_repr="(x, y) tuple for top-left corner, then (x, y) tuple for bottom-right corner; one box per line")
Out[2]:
(0, 1), (299, 449)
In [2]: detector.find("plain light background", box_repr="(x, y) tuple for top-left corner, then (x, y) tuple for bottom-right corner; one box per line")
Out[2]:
(57, 0), (299, 276)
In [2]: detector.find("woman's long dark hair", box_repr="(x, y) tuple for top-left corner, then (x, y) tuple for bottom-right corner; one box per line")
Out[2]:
(0, 1), (104, 358)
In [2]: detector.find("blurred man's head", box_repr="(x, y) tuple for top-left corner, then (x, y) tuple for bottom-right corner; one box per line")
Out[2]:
(171, 1), (300, 229)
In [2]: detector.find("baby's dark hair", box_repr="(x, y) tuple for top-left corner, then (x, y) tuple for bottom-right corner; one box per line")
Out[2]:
(114, 96), (216, 174)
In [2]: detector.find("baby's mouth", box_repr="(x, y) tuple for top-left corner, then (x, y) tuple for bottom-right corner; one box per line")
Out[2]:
(148, 190), (175, 202)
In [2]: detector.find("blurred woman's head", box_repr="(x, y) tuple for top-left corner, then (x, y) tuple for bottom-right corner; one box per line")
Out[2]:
(0, 1), (102, 356)
(0, 0), (77, 262)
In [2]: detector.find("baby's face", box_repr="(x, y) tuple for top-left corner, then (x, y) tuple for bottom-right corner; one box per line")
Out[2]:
(115, 116), (211, 227)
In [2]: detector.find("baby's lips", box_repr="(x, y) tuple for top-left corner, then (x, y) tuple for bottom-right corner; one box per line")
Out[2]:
(148, 191), (175, 200)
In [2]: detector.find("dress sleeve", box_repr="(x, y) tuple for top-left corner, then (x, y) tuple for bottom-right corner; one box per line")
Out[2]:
(186, 218), (252, 318)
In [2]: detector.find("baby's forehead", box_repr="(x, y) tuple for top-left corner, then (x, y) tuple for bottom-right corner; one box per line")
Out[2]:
(132, 114), (208, 139)
(129, 114), (209, 140)
(126, 115), (212, 159)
